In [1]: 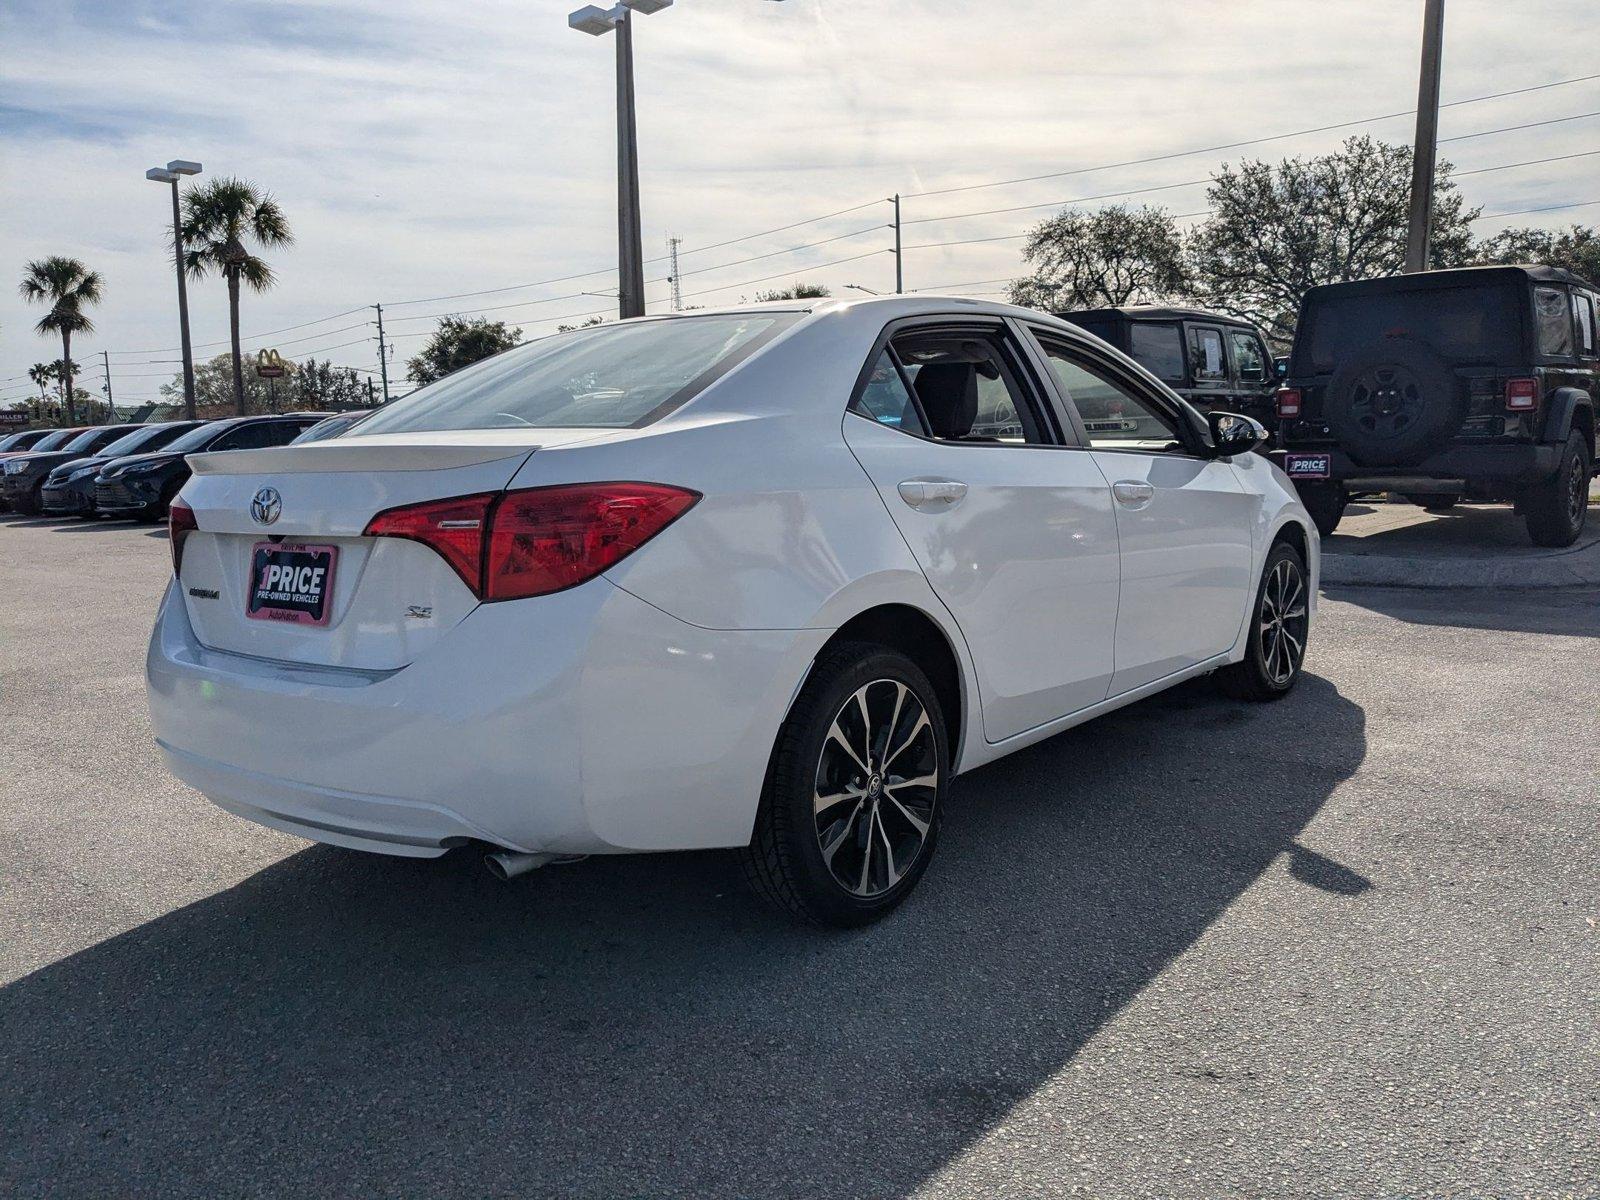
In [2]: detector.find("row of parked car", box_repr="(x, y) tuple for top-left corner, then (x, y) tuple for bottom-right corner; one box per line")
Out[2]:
(0, 410), (371, 520)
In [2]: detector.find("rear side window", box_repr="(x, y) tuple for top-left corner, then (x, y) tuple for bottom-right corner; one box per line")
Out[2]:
(1571, 293), (1595, 356)
(1128, 322), (1185, 382)
(1535, 286), (1573, 356)
(1228, 330), (1268, 382)
(892, 329), (1050, 445)
(849, 351), (928, 437)
(1294, 282), (1523, 373)
(1187, 327), (1227, 381)
(355, 313), (797, 435)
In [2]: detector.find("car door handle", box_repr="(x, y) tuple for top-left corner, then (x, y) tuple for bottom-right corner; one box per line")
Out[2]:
(897, 478), (968, 510)
(1111, 480), (1155, 509)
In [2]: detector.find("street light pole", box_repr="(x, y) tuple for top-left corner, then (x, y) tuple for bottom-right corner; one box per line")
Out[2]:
(570, 2), (789, 321)
(615, 8), (645, 319)
(146, 160), (202, 419)
(1404, 0), (1446, 274)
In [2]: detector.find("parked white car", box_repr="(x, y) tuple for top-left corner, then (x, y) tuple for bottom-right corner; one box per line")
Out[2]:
(146, 296), (1317, 925)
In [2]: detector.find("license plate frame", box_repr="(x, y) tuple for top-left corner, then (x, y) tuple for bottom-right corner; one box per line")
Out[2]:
(1284, 452), (1333, 480)
(246, 541), (339, 627)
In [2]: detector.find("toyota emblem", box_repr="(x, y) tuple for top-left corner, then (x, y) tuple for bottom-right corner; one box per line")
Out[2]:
(250, 486), (282, 526)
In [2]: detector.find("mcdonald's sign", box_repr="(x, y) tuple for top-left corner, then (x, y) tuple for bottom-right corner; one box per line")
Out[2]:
(255, 349), (289, 379)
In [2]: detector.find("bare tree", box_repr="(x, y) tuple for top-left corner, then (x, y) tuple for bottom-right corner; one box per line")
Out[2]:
(1007, 204), (1189, 311)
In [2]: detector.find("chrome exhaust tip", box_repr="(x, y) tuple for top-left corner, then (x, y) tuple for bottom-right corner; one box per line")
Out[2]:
(484, 850), (558, 881)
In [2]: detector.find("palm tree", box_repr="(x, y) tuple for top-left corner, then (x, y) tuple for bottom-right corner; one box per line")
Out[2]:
(19, 258), (102, 425)
(180, 177), (293, 415)
(27, 362), (54, 408)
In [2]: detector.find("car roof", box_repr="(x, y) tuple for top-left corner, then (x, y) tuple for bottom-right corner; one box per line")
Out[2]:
(1057, 305), (1264, 330)
(1304, 264), (1596, 304)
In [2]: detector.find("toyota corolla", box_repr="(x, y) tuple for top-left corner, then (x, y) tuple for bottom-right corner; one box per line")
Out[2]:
(146, 297), (1317, 926)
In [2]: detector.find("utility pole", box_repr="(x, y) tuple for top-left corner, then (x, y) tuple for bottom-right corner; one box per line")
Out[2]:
(1404, 0), (1446, 274)
(101, 350), (115, 420)
(615, 9), (646, 318)
(373, 303), (391, 403)
(667, 236), (684, 311)
(892, 194), (904, 293)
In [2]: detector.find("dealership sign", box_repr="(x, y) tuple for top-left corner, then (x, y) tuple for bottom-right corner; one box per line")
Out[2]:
(0, 411), (28, 426)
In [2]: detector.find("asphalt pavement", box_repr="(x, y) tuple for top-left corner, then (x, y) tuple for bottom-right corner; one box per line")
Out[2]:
(2, 513), (1596, 1199)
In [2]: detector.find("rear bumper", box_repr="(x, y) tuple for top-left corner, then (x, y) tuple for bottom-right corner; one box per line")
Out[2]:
(1272, 442), (1562, 488)
(146, 577), (824, 857)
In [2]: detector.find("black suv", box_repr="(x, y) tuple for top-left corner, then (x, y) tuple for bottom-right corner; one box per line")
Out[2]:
(1061, 306), (1281, 426)
(94, 413), (327, 521)
(1273, 265), (1597, 546)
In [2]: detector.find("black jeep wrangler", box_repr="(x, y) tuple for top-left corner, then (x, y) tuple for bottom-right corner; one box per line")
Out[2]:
(1272, 265), (1597, 546)
(1061, 306), (1281, 427)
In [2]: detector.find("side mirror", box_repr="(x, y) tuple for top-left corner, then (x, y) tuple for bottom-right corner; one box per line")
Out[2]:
(1207, 410), (1266, 458)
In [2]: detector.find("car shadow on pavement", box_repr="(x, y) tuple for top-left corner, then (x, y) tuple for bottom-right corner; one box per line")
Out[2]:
(2, 674), (1366, 1199)
(1327, 583), (1600, 638)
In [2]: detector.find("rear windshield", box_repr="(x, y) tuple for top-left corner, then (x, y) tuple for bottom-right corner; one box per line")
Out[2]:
(354, 313), (797, 435)
(1294, 282), (1523, 373)
(1129, 322), (1185, 382)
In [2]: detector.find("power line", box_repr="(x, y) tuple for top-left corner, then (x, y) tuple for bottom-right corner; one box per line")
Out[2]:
(1454, 149), (1600, 176)
(1439, 110), (1600, 143)
(107, 305), (371, 357)
(678, 247), (892, 302)
(902, 74), (1600, 200)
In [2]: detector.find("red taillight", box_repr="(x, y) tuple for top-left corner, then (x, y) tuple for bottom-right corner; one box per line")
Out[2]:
(363, 492), (496, 593)
(1275, 387), (1303, 419)
(363, 483), (699, 602)
(1504, 377), (1539, 411)
(169, 499), (198, 576)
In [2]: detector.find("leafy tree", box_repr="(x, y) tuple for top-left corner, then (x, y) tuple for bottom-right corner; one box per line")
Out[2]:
(1475, 224), (1600, 283)
(406, 316), (523, 386)
(159, 352), (279, 415)
(556, 316), (606, 333)
(295, 358), (371, 408)
(19, 257), (102, 425)
(753, 282), (831, 302)
(180, 177), (293, 416)
(1007, 204), (1190, 311)
(1188, 136), (1479, 343)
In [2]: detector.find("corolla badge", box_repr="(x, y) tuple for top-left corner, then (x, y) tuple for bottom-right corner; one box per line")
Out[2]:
(250, 486), (282, 526)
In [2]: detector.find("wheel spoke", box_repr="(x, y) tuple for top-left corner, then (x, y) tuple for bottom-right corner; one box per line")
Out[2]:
(815, 784), (865, 818)
(883, 789), (930, 837)
(819, 800), (862, 868)
(873, 806), (900, 888)
(885, 708), (929, 769)
(827, 719), (870, 776)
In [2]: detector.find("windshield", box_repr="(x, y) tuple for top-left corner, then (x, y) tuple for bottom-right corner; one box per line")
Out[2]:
(1295, 281), (1523, 373)
(63, 427), (117, 452)
(0, 431), (39, 451)
(96, 425), (168, 458)
(30, 429), (78, 452)
(355, 313), (797, 435)
(160, 422), (227, 454)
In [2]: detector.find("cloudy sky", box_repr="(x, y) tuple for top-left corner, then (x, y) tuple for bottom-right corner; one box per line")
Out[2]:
(2, 0), (1596, 404)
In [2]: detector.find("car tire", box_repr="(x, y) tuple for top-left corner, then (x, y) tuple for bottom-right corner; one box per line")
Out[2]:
(1523, 432), (1592, 548)
(1405, 493), (1459, 511)
(1215, 540), (1310, 703)
(13, 483), (43, 516)
(739, 641), (947, 928)
(1297, 484), (1347, 538)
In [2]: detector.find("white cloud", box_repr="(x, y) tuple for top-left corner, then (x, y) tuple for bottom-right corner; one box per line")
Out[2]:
(1, 0), (1596, 400)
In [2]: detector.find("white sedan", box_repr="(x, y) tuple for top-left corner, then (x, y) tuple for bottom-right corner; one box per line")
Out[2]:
(146, 296), (1316, 926)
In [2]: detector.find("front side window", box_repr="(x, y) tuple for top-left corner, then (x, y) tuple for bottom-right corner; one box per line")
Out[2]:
(849, 350), (928, 436)
(1535, 286), (1574, 356)
(1187, 327), (1227, 381)
(1128, 322), (1186, 382)
(1229, 330), (1268, 382)
(355, 313), (796, 435)
(891, 330), (1049, 445)
(1040, 342), (1185, 453)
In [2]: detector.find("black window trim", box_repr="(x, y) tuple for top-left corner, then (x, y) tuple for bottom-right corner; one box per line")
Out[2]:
(845, 314), (1076, 449)
(1227, 327), (1271, 385)
(1022, 321), (1212, 460)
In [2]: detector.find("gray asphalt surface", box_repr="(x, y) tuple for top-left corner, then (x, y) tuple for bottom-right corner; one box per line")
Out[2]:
(2, 514), (1596, 1199)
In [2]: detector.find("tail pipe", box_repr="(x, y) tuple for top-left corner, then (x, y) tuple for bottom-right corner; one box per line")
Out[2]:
(483, 850), (587, 881)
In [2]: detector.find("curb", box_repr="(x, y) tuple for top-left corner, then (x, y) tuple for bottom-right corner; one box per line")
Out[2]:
(1322, 540), (1600, 589)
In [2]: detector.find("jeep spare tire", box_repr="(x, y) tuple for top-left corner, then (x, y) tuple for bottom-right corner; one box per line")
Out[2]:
(1324, 338), (1461, 468)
